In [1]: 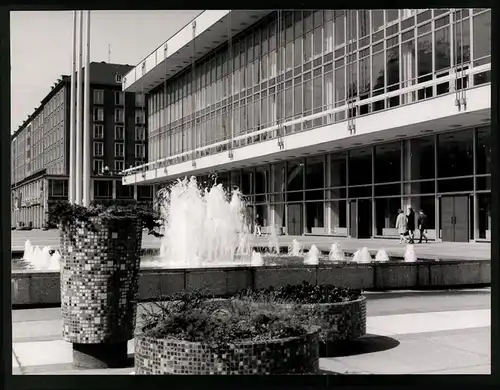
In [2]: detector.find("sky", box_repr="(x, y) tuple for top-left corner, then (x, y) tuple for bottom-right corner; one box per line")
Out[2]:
(10, 10), (201, 133)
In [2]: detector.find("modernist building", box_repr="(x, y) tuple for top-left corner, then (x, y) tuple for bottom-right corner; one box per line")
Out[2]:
(122, 9), (491, 242)
(11, 62), (153, 228)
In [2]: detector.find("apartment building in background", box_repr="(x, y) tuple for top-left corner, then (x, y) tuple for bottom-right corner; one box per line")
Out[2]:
(11, 62), (152, 228)
(122, 9), (490, 242)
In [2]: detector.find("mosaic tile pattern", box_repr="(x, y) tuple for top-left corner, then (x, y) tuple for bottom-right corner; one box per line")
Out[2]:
(60, 216), (142, 344)
(242, 297), (366, 342)
(134, 331), (319, 375)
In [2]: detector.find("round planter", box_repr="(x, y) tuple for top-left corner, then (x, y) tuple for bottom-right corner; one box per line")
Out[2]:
(236, 296), (366, 343)
(134, 330), (319, 375)
(60, 215), (142, 368)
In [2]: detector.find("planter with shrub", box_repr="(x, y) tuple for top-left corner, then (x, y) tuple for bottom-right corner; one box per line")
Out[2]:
(235, 281), (366, 343)
(49, 201), (161, 368)
(134, 293), (319, 375)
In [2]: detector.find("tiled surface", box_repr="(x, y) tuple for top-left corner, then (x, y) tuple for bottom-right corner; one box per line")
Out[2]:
(11, 290), (491, 375)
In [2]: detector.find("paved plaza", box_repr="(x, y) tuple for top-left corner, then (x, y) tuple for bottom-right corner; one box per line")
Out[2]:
(11, 230), (490, 260)
(12, 289), (490, 375)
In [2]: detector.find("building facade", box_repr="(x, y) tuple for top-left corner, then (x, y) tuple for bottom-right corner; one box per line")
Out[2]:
(122, 9), (491, 242)
(11, 62), (153, 228)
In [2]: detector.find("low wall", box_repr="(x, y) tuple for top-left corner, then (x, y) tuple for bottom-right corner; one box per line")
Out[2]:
(11, 260), (490, 307)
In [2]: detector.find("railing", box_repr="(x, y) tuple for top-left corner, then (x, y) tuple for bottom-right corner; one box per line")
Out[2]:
(123, 63), (491, 177)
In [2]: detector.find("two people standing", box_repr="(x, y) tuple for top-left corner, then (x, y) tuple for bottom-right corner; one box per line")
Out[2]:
(396, 206), (428, 244)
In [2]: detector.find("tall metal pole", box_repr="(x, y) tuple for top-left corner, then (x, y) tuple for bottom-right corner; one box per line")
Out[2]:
(75, 10), (83, 205)
(82, 11), (91, 206)
(69, 11), (77, 204)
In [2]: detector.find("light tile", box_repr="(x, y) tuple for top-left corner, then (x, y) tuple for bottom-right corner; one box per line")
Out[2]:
(13, 340), (73, 367)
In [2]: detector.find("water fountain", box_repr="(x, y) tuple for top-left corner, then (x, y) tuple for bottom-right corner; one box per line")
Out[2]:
(404, 244), (417, 262)
(303, 245), (320, 265)
(268, 225), (280, 254)
(157, 176), (252, 268)
(375, 249), (390, 262)
(22, 240), (61, 271)
(328, 242), (344, 261)
(288, 239), (303, 256)
(352, 247), (372, 263)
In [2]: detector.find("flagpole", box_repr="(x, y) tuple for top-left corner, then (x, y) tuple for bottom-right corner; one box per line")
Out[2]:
(82, 10), (91, 206)
(75, 10), (83, 205)
(69, 11), (77, 204)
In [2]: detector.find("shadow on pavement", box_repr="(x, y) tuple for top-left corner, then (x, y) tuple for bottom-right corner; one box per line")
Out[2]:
(364, 288), (490, 300)
(320, 334), (400, 358)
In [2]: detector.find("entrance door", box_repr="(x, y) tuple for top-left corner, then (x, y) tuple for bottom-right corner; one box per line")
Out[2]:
(349, 199), (372, 239)
(287, 204), (303, 236)
(441, 195), (469, 242)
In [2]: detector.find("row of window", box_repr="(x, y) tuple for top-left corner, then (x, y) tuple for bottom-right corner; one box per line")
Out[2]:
(93, 160), (146, 175)
(93, 124), (146, 141)
(146, 9), (491, 162)
(92, 142), (145, 159)
(93, 89), (145, 107)
(92, 107), (146, 124)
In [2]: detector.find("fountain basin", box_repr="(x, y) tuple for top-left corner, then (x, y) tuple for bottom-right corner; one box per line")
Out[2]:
(11, 259), (490, 307)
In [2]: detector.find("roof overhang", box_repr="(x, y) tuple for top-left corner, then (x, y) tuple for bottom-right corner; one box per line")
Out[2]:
(122, 10), (272, 94)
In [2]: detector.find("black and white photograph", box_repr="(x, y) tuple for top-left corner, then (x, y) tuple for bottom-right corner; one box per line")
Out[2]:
(6, 8), (491, 376)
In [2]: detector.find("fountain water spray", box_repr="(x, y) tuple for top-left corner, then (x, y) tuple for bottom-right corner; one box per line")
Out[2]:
(251, 251), (264, 267)
(375, 249), (390, 262)
(328, 242), (344, 261)
(352, 247), (372, 263)
(22, 240), (61, 271)
(288, 239), (303, 256)
(303, 245), (320, 265)
(404, 244), (417, 262)
(158, 176), (252, 268)
(268, 225), (280, 254)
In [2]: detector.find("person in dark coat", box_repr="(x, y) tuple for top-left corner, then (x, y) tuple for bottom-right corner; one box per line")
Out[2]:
(417, 210), (429, 243)
(406, 207), (416, 244)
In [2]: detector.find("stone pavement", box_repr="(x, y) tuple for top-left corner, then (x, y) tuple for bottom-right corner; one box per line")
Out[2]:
(11, 230), (490, 260)
(11, 289), (490, 375)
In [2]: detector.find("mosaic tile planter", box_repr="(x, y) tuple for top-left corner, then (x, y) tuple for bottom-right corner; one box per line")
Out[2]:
(237, 296), (366, 343)
(134, 330), (319, 375)
(59, 215), (142, 368)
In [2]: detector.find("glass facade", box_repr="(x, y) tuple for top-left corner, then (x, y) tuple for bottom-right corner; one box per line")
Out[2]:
(146, 9), (490, 165)
(157, 125), (490, 241)
(144, 9), (490, 242)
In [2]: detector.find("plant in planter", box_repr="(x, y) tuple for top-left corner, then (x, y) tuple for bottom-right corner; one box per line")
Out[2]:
(134, 292), (320, 375)
(234, 281), (366, 344)
(49, 201), (162, 369)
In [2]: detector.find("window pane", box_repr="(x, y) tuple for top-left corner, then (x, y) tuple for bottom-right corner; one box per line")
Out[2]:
(313, 76), (322, 109)
(294, 38), (302, 66)
(405, 136), (435, 180)
(476, 126), (491, 174)
(374, 142), (401, 183)
(286, 41), (293, 69)
(435, 27), (451, 70)
(304, 32), (312, 62)
(386, 47), (400, 87)
(473, 11), (491, 60)
(359, 56), (370, 93)
(303, 79), (312, 111)
(313, 27), (322, 56)
(375, 197), (400, 236)
(417, 33), (432, 77)
(324, 20), (333, 53)
(306, 156), (324, 189)
(330, 152), (346, 187)
(285, 87), (293, 118)
(358, 10), (370, 37)
(372, 52), (385, 92)
(437, 129), (473, 178)
(334, 12), (345, 46)
(324, 71), (334, 108)
(372, 10), (384, 31)
(349, 147), (372, 185)
(287, 160), (304, 191)
(294, 83), (302, 115)
(455, 18), (471, 65)
(335, 66), (345, 103)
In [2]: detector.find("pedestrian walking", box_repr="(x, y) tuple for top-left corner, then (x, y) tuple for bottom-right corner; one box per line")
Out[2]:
(407, 206), (416, 244)
(395, 209), (407, 244)
(417, 210), (429, 243)
(254, 213), (262, 237)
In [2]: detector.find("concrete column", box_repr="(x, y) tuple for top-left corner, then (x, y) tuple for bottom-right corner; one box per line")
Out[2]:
(69, 11), (77, 204)
(112, 180), (117, 199)
(133, 184), (138, 201)
(90, 179), (94, 202)
(82, 11), (91, 206)
(75, 11), (84, 205)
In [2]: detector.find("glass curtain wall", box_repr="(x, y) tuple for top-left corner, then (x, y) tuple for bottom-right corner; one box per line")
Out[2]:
(213, 126), (490, 240)
(146, 9), (490, 163)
